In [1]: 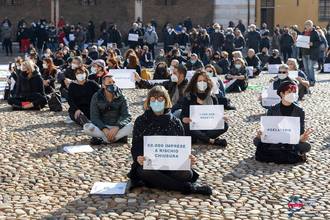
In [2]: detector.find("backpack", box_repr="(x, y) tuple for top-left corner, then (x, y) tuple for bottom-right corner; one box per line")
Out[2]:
(48, 91), (63, 112)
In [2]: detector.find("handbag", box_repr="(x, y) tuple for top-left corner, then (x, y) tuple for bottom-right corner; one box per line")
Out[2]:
(48, 91), (63, 112)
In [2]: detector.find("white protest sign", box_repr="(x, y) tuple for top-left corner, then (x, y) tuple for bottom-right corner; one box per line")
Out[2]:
(148, 79), (169, 84)
(97, 39), (104, 46)
(0, 65), (9, 79)
(90, 182), (127, 195)
(109, 69), (135, 89)
(190, 105), (224, 130)
(296, 35), (310, 48)
(69, 34), (75, 41)
(186, 70), (195, 81)
(211, 77), (220, 94)
(261, 116), (300, 145)
(128, 33), (139, 42)
(268, 64), (281, 74)
(63, 145), (94, 154)
(63, 37), (69, 46)
(288, 71), (299, 80)
(261, 87), (281, 107)
(143, 136), (191, 171)
(247, 66), (254, 77)
(324, 63), (330, 72)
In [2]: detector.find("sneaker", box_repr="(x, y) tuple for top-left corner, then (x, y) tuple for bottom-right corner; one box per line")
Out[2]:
(214, 138), (227, 148)
(90, 137), (103, 145)
(64, 116), (74, 124)
(191, 185), (212, 196)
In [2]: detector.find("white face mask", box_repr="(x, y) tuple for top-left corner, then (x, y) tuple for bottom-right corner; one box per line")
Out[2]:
(16, 65), (21, 70)
(42, 63), (48, 69)
(278, 74), (287, 80)
(235, 64), (241, 69)
(284, 93), (297, 103)
(71, 63), (78, 70)
(197, 81), (208, 92)
(91, 66), (97, 74)
(171, 74), (179, 82)
(207, 72), (214, 78)
(76, 73), (86, 82)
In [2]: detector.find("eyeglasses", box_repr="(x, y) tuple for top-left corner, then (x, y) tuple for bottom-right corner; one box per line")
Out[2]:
(278, 71), (287, 74)
(150, 96), (165, 102)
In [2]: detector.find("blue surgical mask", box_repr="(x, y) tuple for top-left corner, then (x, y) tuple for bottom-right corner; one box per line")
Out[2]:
(106, 84), (118, 94)
(150, 101), (165, 113)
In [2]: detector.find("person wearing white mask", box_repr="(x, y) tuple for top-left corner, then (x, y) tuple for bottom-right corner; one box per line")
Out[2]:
(254, 80), (313, 164)
(127, 86), (212, 196)
(143, 24), (158, 57)
(88, 59), (107, 85)
(67, 67), (100, 126)
(287, 58), (310, 100)
(186, 53), (204, 71)
(181, 70), (229, 147)
(136, 64), (189, 117)
(225, 58), (248, 93)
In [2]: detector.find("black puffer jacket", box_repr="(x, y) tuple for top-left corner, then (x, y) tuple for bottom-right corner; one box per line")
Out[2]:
(15, 70), (45, 98)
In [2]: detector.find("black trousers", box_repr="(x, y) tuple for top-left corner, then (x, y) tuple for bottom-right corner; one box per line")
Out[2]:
(8, 94), (47, 110)
(254, 138), (311, 164)
(69, 111), (90, 126)
(225, 80), (248, 93)
(185, 122), (229, 144)
(146, 43), (155, 58)
(282, 47), (292, 62)
(3, 38), (12, 55)
(136, 166), (193, 193)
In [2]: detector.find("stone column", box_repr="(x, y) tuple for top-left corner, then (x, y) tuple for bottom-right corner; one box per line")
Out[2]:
(135, 0), (143, 21)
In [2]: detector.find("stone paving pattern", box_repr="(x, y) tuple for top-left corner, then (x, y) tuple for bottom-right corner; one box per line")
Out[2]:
(1, 74), (330, 220)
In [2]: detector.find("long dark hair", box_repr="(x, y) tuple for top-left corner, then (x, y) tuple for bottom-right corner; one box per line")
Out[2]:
(185, 70), (213, 95)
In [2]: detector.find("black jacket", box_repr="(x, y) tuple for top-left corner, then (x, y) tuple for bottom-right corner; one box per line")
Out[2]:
(245, 56), (261, 71)
(301, 29), (321, 60)
(246, 31), (261, 51)
(68, 80), (100, 118)
(15, 70), (45, 98)
(280, 33), (294, 48)
(210, 32), (225, 51)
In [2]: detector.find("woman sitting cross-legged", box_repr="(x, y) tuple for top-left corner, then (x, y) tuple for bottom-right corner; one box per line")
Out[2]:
(254, 80), (312, 164)
(8, 59), (47, 110)
(128, 86), (212, 195)
(180, 70), (229, 148)
(68, 67), (100, 126)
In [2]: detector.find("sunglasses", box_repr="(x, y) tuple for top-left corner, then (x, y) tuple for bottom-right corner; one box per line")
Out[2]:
(278, 71), (287, 74)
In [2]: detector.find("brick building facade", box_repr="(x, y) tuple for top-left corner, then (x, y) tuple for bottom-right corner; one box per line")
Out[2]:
(0, 0), (214, 36)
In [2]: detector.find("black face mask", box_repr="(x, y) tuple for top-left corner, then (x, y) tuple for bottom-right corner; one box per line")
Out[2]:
(106, 84), (118, 94)
(272, 53), (277, 57)
(196, 92), (208, 100)
(82, 54), (87, 58)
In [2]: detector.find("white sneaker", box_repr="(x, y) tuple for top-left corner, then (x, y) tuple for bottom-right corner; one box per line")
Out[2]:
(64, 116), (74, 124)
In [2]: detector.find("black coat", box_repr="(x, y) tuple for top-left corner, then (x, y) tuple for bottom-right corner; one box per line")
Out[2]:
(210, 32), (225, 51)
(246, 31), (261, 51)
(280, 33), (294, 49)
(301, 29), (321, 60)
(15, 70), (45, 98)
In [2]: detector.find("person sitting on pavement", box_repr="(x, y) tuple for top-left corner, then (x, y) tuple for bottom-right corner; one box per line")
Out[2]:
(83, 73), (133, 145)
(180, 70), (229, 148)
(135, 64), (189, 118)
(68, 67), (100, 126)
(205, 64), (236, 110)
(225, 58), (248, 93)
(245, 48), (261, 77)
(185, 53), (204, 71)
(41, 57), (57, 95)
(128, 86), (212, 196)
(287, 58), (310, 100)
(8, 59), (47, 110)
(88, 59), (108, 85)
(254, 80), (312, 164)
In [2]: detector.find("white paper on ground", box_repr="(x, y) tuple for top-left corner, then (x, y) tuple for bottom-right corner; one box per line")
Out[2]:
(63, 145), (94, 154)
(261, 87), (281, 107)
(143, 136), (191, 171)
(190, 105), (224, 130)
(90, 182), (127, 195)
(261, 116), (300, 145)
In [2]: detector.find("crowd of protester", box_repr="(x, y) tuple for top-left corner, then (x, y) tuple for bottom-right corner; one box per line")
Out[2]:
(2, 17), (320, 196)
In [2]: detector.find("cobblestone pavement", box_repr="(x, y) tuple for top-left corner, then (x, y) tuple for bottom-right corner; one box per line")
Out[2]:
(0, 73), (330, 220)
